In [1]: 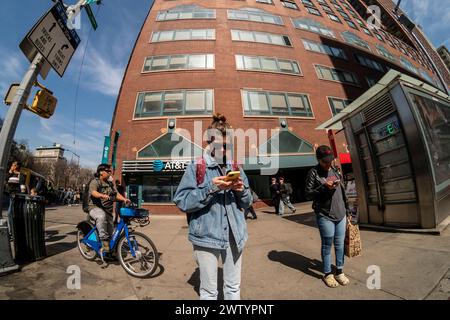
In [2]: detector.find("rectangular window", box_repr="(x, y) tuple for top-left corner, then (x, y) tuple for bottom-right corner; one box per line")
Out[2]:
(315, 65), (359, 85)
(307, 7), (322, 16)
(151, 29), (215, 42)
(228, 9), (283, 25)
(134, 90), (214, 118)
(303, 39), (347, 59)
(328, 97), (353, 115)
(143, 54), (214, 72)
(157, 7), (216, 21)
(256, 0), (274, 4)
(242, 90), (313, 117)
(355, 54), (385, 72)
(281, 1), (299, 10)
(292, 18), (336, 38)
(235, 55), (301, 75)
(142, 174), (183, 204)
(231, 29), (292, 46)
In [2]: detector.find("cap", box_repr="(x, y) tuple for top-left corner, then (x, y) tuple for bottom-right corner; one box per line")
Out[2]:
(316, 145), (334, 163)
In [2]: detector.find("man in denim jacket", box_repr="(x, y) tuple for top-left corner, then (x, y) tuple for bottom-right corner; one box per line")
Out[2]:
(174, 114), (252, 300)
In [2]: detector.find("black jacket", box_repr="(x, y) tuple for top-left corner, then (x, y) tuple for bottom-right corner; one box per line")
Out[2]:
(305, 165), (350, 216)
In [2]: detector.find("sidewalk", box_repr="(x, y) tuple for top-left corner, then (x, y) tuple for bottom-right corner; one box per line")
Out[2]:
(0, 203), (449, 300)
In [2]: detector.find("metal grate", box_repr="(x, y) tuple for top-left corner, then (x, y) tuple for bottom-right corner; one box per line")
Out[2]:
(362, 94), (395, 126)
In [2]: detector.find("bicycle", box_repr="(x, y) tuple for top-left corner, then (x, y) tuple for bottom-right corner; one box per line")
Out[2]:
(76, 203), (159, 278)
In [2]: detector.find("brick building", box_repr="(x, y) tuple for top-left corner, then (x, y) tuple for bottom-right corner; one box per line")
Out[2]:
(109, 0), (447, 214)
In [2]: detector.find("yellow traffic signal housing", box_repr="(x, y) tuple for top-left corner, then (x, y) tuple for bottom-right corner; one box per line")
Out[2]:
(29, 89), (57, 119)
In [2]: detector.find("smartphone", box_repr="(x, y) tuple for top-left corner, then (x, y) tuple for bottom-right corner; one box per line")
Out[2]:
(224, 171), (241, 182)
(333, 179), (341, 185)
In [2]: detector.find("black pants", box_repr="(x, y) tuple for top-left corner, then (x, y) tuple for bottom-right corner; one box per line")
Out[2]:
(244, 206), (257, 219)
(272, 197), (280, 214)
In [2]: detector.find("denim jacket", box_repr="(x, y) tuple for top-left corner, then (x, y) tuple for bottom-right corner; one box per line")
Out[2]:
(173, 154), (253, 252)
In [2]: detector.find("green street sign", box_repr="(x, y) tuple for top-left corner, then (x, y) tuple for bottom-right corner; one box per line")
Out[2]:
(84, 4), (98, 30)
(85, 0), (100, 5)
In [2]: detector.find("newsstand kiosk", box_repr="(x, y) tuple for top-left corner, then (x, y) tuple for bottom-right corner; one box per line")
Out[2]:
(317, 70), (450, 231)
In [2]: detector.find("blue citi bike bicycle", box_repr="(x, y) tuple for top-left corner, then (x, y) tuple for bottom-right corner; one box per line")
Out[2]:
(76, 204), (159, 278)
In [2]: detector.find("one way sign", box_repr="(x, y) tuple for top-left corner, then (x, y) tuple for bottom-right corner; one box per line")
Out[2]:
(26, 2), (81, 77)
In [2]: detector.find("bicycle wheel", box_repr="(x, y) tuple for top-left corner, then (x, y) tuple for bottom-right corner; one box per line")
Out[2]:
(77, 229), (97, 261)
(117, 231), (159, 278)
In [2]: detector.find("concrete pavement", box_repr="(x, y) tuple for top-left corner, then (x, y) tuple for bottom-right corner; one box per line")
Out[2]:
(0, 203), (449, 300)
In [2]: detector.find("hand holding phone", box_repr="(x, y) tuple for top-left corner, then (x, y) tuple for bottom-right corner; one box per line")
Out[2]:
(224, 171), (241, 182)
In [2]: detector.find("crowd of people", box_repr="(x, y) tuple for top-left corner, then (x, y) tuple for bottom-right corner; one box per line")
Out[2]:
(56, 188), (82, 206)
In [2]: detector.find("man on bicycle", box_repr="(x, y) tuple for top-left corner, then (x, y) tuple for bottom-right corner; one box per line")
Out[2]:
(87, 164), (130, 252)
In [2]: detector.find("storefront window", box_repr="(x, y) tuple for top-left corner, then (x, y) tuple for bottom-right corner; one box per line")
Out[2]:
(142, 174), (183, 203)
(410, 93), (450, 189)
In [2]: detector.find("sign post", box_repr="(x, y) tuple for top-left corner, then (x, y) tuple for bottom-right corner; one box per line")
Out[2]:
(0, 1), (87, 273)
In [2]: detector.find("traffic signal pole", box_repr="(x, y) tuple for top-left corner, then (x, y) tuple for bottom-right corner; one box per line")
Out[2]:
(0, 0), (88, 218)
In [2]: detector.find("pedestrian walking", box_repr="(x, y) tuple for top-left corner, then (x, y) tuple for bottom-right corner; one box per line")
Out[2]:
(279, 177), (296, 214)
(244, 189), (258, 220)
(269, 177), (281, 215)
(174, 113), (253, 300)
(305, 145), (352, 288)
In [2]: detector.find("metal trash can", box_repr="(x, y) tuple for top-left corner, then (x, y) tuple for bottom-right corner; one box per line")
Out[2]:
(11, 194), (46, 263)
(0, 218), (19, 275)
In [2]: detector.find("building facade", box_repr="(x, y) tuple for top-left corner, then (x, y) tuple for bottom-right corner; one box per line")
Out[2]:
(34, 144), (67, 185)
(110, 0), (447, 214)
(437, 46), (450, 72)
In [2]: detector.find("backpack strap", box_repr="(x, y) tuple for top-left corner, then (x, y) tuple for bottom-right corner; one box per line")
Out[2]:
(196, 157), (206, 186)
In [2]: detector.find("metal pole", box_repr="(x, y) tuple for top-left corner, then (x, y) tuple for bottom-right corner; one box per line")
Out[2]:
(0, 0), (87, 218)
(0, 53), (44, 218)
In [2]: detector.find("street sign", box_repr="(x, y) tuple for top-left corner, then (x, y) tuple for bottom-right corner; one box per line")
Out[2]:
(84, 4), (98, 30)
(25, 2), (81, 77)
(102, 136), (111, 164)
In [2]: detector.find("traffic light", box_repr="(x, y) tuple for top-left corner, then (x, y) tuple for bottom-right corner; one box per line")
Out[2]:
(28, 89), (58, 119)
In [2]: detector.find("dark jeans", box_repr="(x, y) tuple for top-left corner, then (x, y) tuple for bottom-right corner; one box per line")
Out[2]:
(272, 197), (280, 215)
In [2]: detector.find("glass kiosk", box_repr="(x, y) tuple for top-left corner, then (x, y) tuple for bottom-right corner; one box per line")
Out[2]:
(318, 70), (450, 230)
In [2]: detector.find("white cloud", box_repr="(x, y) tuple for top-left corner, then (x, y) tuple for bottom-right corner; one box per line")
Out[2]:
(401, 0), (450, 46)
(0, 49), (25, 97)
(38, 114), (109, 169)
(80, 46), (124, 97)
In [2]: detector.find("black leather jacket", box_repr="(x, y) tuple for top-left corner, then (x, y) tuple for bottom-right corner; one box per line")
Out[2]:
(305, 165), (350, 216)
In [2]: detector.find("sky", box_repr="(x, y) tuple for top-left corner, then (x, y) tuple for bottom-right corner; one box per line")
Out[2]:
(0, 0), (449, 169)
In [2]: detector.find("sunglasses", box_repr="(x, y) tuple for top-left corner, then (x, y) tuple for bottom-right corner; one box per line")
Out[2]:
(103, 170), (112, 173)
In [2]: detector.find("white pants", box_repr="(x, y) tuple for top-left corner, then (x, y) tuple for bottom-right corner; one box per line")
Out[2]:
(193, 241), (243, 300)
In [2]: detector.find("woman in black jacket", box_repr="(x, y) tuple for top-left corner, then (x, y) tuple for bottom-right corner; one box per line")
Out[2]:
(305, 146), (351, 288)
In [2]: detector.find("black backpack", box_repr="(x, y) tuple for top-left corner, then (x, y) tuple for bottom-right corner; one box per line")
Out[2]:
(82, 178), (97, 213)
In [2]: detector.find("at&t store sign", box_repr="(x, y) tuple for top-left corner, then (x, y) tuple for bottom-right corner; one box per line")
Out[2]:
(153, 160), (189, 172)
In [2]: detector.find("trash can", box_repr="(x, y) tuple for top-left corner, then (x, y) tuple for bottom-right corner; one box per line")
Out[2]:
(11, 194), (46, 263)
(0, 218), (19, 275)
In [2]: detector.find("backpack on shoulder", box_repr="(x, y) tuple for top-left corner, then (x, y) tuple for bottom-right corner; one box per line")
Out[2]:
(82, 178), (97, 213)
